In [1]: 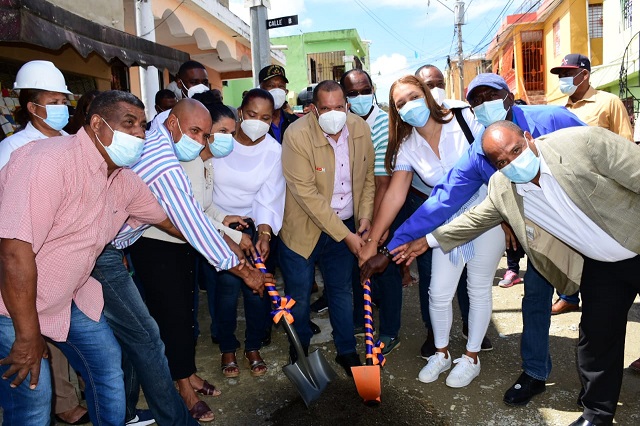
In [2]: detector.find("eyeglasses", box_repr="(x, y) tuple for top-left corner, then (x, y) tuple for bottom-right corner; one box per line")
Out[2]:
(346, 88), (373, 98)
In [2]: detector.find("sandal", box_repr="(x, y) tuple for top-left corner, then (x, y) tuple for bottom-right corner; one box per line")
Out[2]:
(189, 400), (215, 422)
(193, 379), (221, 397)
(244, 350), (268, 377)
(221, 352), (239, 378)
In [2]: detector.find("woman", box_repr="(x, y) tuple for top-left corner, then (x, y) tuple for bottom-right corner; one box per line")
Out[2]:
(64, 90), (99, 134)
(212, 88), (285, 378)
(360, 75), (504, 388)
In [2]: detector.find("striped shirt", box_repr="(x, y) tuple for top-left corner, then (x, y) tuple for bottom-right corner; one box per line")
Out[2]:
(365, 104), (390, 176)
(112, 125), (239, 271)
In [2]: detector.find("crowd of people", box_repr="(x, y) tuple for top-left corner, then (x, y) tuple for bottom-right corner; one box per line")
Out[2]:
(0, 54), (637, 426)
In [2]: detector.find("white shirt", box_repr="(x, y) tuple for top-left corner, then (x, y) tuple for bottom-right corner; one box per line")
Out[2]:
(148, 109), (170, 134)
(211, 134), (285, 234)
(0, 122), (68, 170)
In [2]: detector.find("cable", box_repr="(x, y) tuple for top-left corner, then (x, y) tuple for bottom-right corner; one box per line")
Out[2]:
(139, 0), (185, 38)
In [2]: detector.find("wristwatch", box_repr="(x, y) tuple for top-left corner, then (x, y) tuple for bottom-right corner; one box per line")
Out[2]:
(378, 246), (394, 261)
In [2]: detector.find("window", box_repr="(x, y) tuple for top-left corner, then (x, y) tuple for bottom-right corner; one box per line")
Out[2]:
(553, 19), (561, 56)
(622, 0), (632, 30)
(589, 4), (603, 38)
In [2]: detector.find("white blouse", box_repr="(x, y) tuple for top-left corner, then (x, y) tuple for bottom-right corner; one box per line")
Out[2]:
(211, 133), (285, 234)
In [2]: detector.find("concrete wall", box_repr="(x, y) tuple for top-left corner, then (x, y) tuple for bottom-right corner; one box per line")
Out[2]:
(48, 0), (125, 31)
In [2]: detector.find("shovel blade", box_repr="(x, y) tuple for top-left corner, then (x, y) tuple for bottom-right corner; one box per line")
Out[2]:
(282, 349), (337, 407)
(351, 365), (381, 406)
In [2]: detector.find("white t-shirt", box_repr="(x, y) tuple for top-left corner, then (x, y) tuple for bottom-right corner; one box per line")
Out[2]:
(0, 122), (68, 170)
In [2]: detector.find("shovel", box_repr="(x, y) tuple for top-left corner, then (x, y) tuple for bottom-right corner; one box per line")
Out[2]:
(253, 253), (337, 407)
(351, 279), (384, 406)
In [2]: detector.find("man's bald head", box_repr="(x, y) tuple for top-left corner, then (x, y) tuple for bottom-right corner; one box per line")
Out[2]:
(482, 120), (536, 170)
(165, 98), (213, 145)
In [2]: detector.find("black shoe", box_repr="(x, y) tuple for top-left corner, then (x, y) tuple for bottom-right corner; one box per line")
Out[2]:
(503, 372), (546, 406)
(462, 323), (493, 351)
(335, 352), (362, 377)
(420, 330), (436, 359)
(309, 320), (321, 335)
(310, 296), (328, 313)
(262, 328), (272, 346)
(568, 416), (596, 426)
(289, 344), (309, 365)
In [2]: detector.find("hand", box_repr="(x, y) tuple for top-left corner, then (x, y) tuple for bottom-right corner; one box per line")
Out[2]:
(344, 232), (365, 255)
(360, 253), (390, 281)
(240, 265), (276, 297)
(239, 234), (257, 259)
(255, 235), (270, 262)
(390, 237), (429, 266)
(223, 215), (249, 229)
(500, 222), (518, 251)
(223, 234), (247, 263)
(357, 218), (371, 238)
(357, 239), (379, 266)
(0, 333), (49, 389)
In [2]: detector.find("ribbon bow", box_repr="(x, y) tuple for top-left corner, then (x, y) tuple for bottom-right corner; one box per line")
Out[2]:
(272, 295), (296, 324)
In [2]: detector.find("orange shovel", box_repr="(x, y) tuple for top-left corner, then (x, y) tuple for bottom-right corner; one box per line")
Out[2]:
(351, 279), (385, 406)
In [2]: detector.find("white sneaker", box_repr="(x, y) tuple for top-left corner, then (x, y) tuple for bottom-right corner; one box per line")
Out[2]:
(446, 354), (481, 388)
(418, 351), (451, 383)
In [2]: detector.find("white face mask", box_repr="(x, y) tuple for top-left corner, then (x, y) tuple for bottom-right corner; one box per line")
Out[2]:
(316, 108), (347, 135)
(187, 84), (209, 98)
(558, 70), (586, 96)
(430, 87), (446, 107)
(269, 88), (287, 110)
(240, 117), (270, 142)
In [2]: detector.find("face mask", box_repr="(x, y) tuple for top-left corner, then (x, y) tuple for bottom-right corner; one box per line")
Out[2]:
(500, 137), (541, 183)
(558, 71), (585, 96)
(398, 98), (430, 127)
(173, 117), (204, 161)
(33, 103), (69, 131)
(187, 84), (209, 99)
(96, 117), (145, 167)
(269, 88), (287, 110)
(240, 118), (270, 142)
(473, 94), (510, 127)
(348, 94), (374, 117)
(430, 87), (446, 107)
(317, 109), (347, 135)
(209, 133), (234, 157)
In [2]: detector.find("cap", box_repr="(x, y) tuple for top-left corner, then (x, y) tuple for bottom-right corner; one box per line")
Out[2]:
(258, 65), (289, 84)
(466, 73), (510, 101)
(550, 54), (591, 74)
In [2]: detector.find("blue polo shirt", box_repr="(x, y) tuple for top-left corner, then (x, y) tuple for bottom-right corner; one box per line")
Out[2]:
(388, 104), (586, 250)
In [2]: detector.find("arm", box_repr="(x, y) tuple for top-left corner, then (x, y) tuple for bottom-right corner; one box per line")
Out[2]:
(357, 133), (376, 229)
(609, 97), (634, 142)
(0, 239), (48, 389)
(589, 128), (640, 193)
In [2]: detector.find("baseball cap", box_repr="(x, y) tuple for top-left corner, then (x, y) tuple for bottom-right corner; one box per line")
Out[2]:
(466, 73), (510, 101)
(550, 54), (591, 74)
(258, 65), (289, 84)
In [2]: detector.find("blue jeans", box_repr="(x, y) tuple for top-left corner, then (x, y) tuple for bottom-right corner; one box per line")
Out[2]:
(558, 291), (580, 305)
(279, 218), (357, 355)
(92, 244), (197, 426)
(215, 270), (269, 354)
(0, 303), (124, 425)
(199, 255), (219, 340)
(520, 261), (554, 380)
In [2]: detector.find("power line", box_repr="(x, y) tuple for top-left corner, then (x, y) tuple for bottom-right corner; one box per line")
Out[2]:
(139, 0), (185, 38)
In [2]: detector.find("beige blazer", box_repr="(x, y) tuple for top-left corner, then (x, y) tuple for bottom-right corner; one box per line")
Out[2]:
(280, 112), (375, 259)
(432, 126), (640, 294)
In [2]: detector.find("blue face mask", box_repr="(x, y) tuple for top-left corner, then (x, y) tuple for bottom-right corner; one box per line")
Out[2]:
(473, 93), (510, 127)
(33, 103), (69, 131)
(96, 117), (145, 167)
(398, 98), (430, 127)
(173, 117), (204, 161)
(209, 133), (234, 158)
(348, 94), (374, 117)
(500, 137), (540, 183)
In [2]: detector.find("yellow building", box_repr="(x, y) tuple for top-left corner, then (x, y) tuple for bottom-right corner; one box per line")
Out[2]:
(485, 0), (602, 105)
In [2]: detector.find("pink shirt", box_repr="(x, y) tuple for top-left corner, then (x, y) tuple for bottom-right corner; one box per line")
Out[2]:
(0, 128), (167, 341)
(324, 125), (353, 220)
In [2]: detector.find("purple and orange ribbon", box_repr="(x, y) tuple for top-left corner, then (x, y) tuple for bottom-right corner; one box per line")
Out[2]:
(254, 253), (296, 324)
(363, 279), (386, 367)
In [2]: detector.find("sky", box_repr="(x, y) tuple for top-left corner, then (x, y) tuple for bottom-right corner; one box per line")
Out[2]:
(229, 0), (532, 101)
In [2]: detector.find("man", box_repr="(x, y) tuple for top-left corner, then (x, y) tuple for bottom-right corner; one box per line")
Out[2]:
(339, 68), (401, 354)
(395, 123), (640, 426)
(93, 99), (272, 425)
(279, 80), (375, 375)
(362, 73), (585, 406)
(258, 64), (298, 143)
(169, 60), (209, 100)
(146, 89), (178, 131)
(0, 90), (176, 424)
(549, 53), (634, 315)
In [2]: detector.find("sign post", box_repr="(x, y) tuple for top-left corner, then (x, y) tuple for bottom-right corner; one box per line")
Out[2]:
(246, 0), (271, 87)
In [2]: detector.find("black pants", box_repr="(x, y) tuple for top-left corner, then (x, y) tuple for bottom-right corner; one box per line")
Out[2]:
(129, 237), (197, 380)
(579, 255), (640, 424)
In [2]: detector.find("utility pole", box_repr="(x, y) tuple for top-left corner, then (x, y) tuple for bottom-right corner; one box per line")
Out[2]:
(135, 0), (160, 121)
(246, 0), (271, 87)
(454, 1), (465, 100)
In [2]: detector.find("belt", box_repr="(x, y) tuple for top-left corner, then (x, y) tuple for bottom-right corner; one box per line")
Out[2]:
(409, 186), (429, 200)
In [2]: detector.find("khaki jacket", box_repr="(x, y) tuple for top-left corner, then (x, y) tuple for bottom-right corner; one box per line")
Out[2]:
(280, 112), (375, 258)
(432, 126), (640, 294)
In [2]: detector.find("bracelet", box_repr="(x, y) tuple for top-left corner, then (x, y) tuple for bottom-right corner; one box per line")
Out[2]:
(378, 246), (394, 261)
(259, 231), (272, 242)
(366, 238), (373, 243)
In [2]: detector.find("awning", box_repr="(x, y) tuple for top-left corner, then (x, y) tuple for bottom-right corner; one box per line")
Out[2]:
(0, 0), (190, 74)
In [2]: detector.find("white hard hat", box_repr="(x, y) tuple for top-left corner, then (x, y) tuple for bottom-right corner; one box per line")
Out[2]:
(13, 60), (72, 94)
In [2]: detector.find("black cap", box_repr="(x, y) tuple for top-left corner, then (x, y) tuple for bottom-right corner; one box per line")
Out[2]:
(550, 54), (591, 74)
(258, 65), (289, 84)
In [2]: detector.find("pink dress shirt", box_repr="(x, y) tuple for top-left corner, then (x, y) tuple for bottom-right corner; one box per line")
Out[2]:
(324, 125), (353, 220)
(0, 128), (167, 341)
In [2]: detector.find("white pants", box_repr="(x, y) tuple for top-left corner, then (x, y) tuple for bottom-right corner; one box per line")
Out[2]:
(429, 224), (505, 352)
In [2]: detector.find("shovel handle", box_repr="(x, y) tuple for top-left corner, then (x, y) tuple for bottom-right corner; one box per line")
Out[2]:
(363, 279), (385, 367)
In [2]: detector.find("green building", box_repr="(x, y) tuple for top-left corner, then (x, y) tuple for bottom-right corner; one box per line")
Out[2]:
(223, 29), (370, 109)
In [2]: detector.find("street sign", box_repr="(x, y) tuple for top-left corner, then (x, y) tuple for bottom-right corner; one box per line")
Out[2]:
(266, 15), (298, 30)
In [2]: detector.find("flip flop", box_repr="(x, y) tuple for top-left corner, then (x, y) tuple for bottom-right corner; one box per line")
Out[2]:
(194, 380), (221, 397)
(189, 400), (215, 422)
